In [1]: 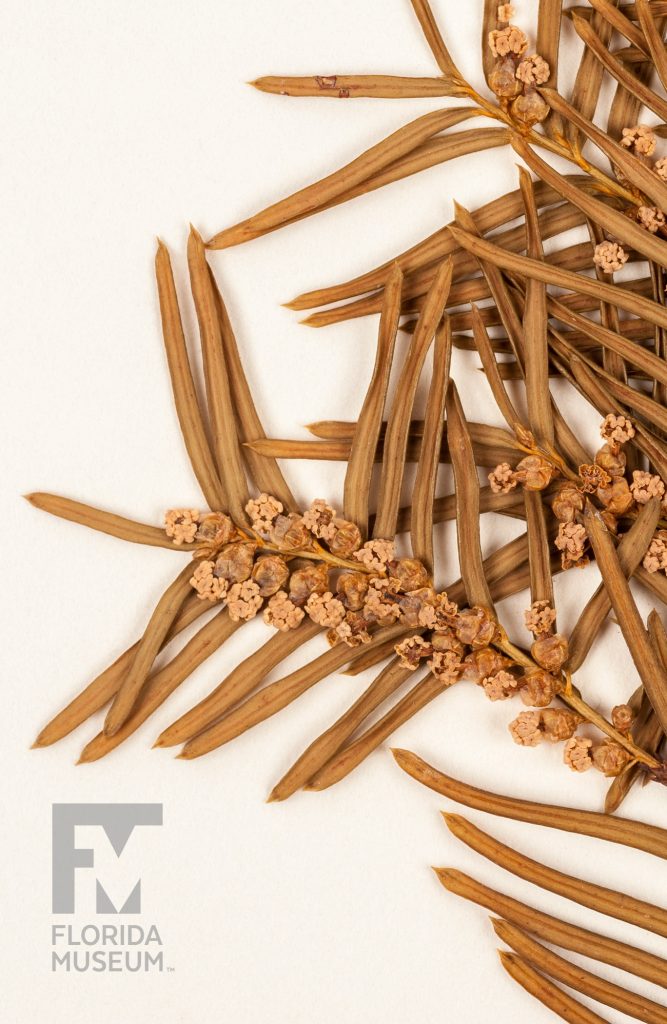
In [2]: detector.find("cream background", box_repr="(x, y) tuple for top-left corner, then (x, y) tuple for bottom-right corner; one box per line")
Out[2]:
(2, 2), (667, 1021)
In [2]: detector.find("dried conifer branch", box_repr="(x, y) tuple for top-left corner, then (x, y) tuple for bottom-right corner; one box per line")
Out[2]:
(584, 0), (649, 54)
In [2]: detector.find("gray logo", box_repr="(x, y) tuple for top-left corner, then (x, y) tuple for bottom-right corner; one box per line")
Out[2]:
(52, 804), (162, 914)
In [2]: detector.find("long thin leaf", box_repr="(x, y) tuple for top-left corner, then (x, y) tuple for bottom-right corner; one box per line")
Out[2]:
(449, 220), (667, 328)
(154, 620), (322, 747)
(32, 595), (208, 747)
(344, 264), (402, 534)
(409, 0), (466, 82)
(103, 563), (195, 735)
(444, 813), (667, 937)
(208, 108), (469, 249)
(494, 920), (667, 1024)
(392, 749), (667, 858)
(584, 500), (667, 736)
(567, 498), (661, 673)
(268, 656), (416, 802)
(437, 868), (667, 989)
(251, 75), (466, 98)
(513, 137), (667, 272)
(499, 952), (611, 1024)
(635, 0), (667, 91)
(187, 228), (249, 522)
(209, 268), (296, 510)
(373, 258), (452, 538)
(571, 11), (667, 121)
(446, 381), (495, 611)
(78, 610), (240, 762)
(411, 317), (452, 570)
(154, 241), (226, 510)
(178, 623), (408, 758)
(25, 493), (196, 551)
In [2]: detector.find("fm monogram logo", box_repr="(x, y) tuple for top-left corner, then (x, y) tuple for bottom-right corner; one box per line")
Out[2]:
(52, 804), (163, 914)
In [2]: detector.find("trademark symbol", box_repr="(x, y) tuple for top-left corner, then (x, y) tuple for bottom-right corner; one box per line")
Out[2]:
(167, 966), (176, 972)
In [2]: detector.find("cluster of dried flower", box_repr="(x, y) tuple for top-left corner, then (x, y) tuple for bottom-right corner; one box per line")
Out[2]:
(487, 4), (549, 127)
(489, 416), (667, 574)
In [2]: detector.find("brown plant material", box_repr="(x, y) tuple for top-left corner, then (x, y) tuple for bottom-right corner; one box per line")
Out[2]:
(436, 868), (667, 989)
(393, 749), (667, 859)
(443, 812), (667, 937)
(493, 919), (667, 1024)
(499, 950), (617, 1024)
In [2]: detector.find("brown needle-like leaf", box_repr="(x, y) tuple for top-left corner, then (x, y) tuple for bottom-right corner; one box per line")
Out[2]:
(287, 180), (588, 311)
(155, 241), (226, 511)
(449, 221), (667, 329)
(444, 812), (667, 938)
(78, 611), (241, 763)
(251, 75), (465, 99)
(514, 137), (667, 272)
(542, 88), (667, 212)
(585, 0), (648, 53)
(392, 749), (667, 858)
(482, 0), (497, 86)
(103, 563), (196, 736)
(268, 656), (416, 802)
(499, 952), (611, 1024)
(344, 264), (402, 535)
(209, 268), (295, 510)
(307, 672), (455, 793)
(373, 258), (452, 539)
(32, 594), (209, 747)
(178, 623), (408, 758)
(583, 500), (667, 735)
(409, 0), (466, 83)
(566, 6), (615, 149)
(24, 493), (196, 551)
(547, 297), (667, 388)
(635, 0), (667, 92)
(493, 920), (667, 1024)
(519, 168), (553, 447)
(208, 109), (469, 249)
(411, 317), (452, 571)
(154, 619), (322, 748)
(470, 305), (524, 434)
(537, 0), (564, 138)
(570, 11), (667, 122)
(606, 689), (664, 814)
(446, 380), (494, 611)
(567, 497), (661, 673)
(187, 227), (249, 523)
(437, 869), (667, 989)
